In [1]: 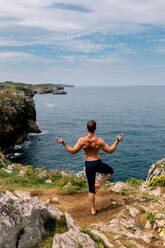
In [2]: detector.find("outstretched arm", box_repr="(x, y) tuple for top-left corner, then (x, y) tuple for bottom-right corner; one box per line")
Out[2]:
(100, 133), (124, 154)
(56, 137), (83, 155)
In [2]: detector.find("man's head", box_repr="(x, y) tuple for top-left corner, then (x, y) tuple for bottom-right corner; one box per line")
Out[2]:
(87, 120), (96, 133)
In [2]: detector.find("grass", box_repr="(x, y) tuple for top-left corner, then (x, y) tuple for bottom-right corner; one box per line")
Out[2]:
(127, 178), (144, 187)
(142, 192), (159, 202)
(145, 211), (156, 224)
(0, 163), (88, 193)
(81, 228), (109, 248)
(33, 216), (68, 248)
(147, 176), (165, 187)
(136, 205), (146, 213)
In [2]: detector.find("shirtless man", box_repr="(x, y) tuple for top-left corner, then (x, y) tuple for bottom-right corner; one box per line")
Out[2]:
(56, 120), (124, 215)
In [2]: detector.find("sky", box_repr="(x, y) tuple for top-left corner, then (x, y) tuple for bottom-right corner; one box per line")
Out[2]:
(0, 0), (165, 86)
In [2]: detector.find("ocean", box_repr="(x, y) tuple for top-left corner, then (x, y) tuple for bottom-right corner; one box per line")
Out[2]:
(18, 86), (165, 181)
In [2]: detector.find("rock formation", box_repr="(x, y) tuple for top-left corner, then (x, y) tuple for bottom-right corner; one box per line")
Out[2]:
(0, 88), (40, 152)
(53, 213), (98, 248)
(146, 158), (165, 181)
(0, 190), (63, 248)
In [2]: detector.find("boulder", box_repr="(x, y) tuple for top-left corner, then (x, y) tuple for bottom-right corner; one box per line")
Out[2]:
(0, 190), (63, 248)
(52, 212), (98, 248)
(146, 158), (165, 181)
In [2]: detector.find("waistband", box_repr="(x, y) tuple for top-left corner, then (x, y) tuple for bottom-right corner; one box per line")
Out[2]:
(85, 159), (101, 165)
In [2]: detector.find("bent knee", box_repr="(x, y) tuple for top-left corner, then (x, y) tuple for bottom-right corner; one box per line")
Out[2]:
(106, 167), (114, 175)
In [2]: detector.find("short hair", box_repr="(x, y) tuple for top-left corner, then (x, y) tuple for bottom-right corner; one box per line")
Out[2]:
(87, 120), (96, 133)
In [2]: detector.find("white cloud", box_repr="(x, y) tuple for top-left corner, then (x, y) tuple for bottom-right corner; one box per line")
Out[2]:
(0, 51), (59, 63)
(1, 0), (165, 85)
(1, 0), (165, 34)
(0, 52), (32, 59)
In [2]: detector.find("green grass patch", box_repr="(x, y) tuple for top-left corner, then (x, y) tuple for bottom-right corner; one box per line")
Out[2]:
(136, 205), (146, 213)
(49, 172), (63, 182)
(127, 178), (144, 187)
(147, 176), (165, 187)
(0, 169), (12, 178)
(33, 216), (68, 248)
(145, 211), (156, 224)
(142, 192), (159, 202)
(70, 174), (87, 188)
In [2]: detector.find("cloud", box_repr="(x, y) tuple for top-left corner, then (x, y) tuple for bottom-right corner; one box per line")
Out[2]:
(50, 3), (91, 13)
(1, 0), (165, 85)
(1, 0), (165, 33)
(0, 52), (33, 59)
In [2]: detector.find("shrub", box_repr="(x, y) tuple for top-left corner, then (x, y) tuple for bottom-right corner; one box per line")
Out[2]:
(145, 211), (156, 224)
(67, 186), (77, 195)
(147, 176), (165, 187)
(49, 172), (63, 182)
(70, 174), (87, 188)
(0, 169), (13, 178)
(127, 178), (144, 187)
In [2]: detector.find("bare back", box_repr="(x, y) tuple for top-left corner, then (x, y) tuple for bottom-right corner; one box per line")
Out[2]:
(81, 135), (103, 161)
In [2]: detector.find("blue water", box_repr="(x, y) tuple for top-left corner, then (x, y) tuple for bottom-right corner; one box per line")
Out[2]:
(19, 86), (165, 181)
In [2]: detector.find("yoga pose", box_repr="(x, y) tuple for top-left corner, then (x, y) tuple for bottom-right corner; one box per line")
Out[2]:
(56, 120), (124, 215)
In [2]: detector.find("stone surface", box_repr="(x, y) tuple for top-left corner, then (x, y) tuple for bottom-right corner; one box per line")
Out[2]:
(46, 179), (53, 184)
(146, 158), (165, 181)
(91, 229), (114, 247)
(0, 190), (63, 248)
(52, 212), (98, 248)
(1, 168), (13, 174)
(109, 182), (129, 193)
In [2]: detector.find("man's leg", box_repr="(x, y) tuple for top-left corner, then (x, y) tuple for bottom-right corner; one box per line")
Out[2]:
(88, 192), (96, 215)
(95, 173), (112, 193)
(85, 164), (96, 215)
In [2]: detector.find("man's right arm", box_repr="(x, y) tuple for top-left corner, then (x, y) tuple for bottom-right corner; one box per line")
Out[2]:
(100, 134), (124, 154)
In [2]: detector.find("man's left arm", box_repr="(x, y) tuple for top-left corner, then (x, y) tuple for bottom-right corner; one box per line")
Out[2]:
(56, 137), (83, 154)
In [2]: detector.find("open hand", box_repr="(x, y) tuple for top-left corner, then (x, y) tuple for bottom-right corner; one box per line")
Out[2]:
(116, 133), (124, 142)
(56, 137), (64, 144)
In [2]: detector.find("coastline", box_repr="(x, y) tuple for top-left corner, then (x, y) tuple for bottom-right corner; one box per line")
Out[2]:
(0, 83), (165, 247)
(0, 150), (165, 247)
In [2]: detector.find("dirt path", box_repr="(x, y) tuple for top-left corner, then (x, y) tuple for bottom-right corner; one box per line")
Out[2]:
(37, 188), (124, 227)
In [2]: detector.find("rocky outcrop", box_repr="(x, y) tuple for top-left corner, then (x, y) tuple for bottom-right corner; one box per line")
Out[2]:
(0, 88), (40, 152)
(53, 212), (98, 248)
(146, 158), (165, 181)
(53, 89), (67, 95)
(0, 190), (63, 248)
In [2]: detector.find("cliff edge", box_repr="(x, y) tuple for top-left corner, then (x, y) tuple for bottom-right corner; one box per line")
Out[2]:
(0, 88), (40, 152)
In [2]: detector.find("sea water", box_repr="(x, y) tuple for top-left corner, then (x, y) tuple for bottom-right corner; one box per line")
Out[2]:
(19, 86), (165, 181)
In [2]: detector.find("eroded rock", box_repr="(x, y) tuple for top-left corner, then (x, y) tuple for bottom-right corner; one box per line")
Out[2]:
(52, 212), (98, 248)
(0, 190), (63, 248)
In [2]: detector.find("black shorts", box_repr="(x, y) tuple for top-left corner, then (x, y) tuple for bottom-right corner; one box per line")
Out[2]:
(85, 159), (114, 193)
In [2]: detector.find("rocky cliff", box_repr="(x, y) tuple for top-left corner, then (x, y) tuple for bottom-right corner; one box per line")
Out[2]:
(0, 88), (40, 152)
(0, 153), (165, 248)
(0, 81), (73, 95)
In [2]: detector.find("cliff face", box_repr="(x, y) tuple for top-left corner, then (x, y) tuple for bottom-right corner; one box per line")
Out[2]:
(0, 88), (40, 152)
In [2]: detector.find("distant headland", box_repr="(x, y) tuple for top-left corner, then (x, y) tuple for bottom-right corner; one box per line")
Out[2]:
(0, 81), (74, 95)
(0, 81), (74, 152)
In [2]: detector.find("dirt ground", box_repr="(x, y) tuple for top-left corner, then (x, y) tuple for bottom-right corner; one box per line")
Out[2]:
(37, 188), (124, 227)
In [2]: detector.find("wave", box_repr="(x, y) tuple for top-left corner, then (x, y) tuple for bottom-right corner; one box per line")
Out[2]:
(46, 103), (55, 108)
(29, 130), (48, 136)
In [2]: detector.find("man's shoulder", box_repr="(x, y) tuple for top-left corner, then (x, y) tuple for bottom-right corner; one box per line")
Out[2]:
(78, 136), (86, 143)
(96, 137), (104, 144)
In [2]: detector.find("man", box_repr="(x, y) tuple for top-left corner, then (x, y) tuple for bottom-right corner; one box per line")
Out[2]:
(56, 120), (124, 215)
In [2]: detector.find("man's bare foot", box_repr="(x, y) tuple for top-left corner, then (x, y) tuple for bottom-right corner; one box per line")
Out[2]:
(91, 208), (96, 215)
(95, 184), (100, 193)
